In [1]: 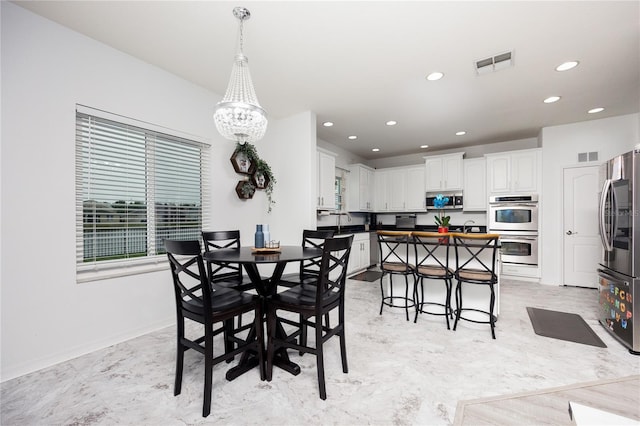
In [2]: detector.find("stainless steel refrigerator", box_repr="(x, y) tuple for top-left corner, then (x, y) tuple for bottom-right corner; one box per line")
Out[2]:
(598, 148), (640, 354)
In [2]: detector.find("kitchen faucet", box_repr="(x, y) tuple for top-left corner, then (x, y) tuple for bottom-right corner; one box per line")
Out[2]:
(463, 220), (475, 233)
(335, 211), (351, 234)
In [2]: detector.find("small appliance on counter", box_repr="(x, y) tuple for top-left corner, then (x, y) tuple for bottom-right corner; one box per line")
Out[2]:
(395, 214), (417, 229)
(425, 192), (463, 210)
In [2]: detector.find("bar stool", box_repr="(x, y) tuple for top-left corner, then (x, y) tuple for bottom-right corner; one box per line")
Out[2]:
(452, 233), (500, 339)
(377, 231), (416, 321)
(412, 231), (454, 328)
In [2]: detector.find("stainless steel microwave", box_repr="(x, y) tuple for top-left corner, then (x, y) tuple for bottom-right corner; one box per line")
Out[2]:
(425, 192), (463, 210)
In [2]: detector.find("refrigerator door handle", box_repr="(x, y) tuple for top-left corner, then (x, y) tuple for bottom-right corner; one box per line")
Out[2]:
(597, 268), (630, 284)
(598, 179), (613, 252)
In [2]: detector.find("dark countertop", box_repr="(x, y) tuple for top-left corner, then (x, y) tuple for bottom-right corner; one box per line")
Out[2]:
(318, 224), (487, 235)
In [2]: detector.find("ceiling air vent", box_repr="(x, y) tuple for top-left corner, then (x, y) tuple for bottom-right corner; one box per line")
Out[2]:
(475, 50), (514, 75)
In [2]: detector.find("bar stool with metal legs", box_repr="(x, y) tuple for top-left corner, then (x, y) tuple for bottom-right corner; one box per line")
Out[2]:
(412, 231), (454, 328)
(452, 233), (500, 339)
(377, 231), (416, 321)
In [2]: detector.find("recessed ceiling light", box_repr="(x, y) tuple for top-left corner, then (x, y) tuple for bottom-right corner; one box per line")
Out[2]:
(556, 61), (579, 71)
(372, 148), (380, 152)
(348, 135), (357, 140)
(420, 145), (429, 149)
(455, 131), (467, 136)
(322, 121), (334, 127)
(386, 120), (397, 126)
(426, 72), (444, 81)
(588, 107), (605, 114)
(544, 96), (561, 104)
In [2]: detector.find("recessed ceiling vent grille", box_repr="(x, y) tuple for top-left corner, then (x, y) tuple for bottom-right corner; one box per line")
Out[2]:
(578, 151), (599, 162)
(475, 50), (514, 75)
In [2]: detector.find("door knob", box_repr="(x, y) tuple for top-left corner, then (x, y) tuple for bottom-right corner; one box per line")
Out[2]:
(566, 230), (574, 235)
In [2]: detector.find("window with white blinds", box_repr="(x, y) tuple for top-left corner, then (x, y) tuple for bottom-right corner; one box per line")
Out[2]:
(75, 105), (210, 282)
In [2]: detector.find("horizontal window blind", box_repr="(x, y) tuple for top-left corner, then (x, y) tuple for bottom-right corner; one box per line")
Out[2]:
(75, 106), (210, 282)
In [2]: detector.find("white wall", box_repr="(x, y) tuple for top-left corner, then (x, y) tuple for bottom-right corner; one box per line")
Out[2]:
(367, 137), (540, 169)
(0, 3), (314, 381)
(540, 113), (640, 286)
(317, 138), (367, 171)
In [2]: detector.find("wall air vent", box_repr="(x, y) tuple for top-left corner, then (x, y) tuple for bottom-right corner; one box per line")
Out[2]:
(475, 50), (514, 75)
(578, 151), (599, 162)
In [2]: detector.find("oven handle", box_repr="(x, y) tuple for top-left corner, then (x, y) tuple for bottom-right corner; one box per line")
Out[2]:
(490, 203), (538, 207)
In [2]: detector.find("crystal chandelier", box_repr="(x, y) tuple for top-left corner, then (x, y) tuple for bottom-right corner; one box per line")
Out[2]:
(214, 7), (268, 145)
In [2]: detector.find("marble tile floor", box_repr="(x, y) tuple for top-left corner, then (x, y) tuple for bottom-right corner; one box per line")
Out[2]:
(2, 278), (639, 425)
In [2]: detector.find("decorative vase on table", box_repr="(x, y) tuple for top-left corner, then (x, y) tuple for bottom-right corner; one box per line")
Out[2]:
(263, 224), (270, 247)
(255, 224), (264, 248)
(437, 226), (449, 243)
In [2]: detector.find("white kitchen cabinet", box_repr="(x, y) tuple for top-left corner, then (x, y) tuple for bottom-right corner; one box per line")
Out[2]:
(463, 158), (487, 211)
(424, 152), (465, 192)
(486, 148), (540, 194)
(374, 170), (390, 211)
(348, 232), (371, 275)
(374, 165), (425, 212)
(388, 168), (407, 211)
(317, 149), (337, 210)
(348, 164), (375, 211)
(405, 165), (426, 211)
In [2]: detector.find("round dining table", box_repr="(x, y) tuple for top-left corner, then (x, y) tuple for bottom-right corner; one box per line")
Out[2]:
(203, 245), (323, 380)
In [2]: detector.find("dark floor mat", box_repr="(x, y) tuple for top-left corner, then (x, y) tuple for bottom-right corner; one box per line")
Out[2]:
(350, 271), (383, 282)
(526, 307), (606, 348)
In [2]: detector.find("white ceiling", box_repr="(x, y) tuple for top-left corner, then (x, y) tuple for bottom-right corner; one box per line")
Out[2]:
(14, 1), (640, 159)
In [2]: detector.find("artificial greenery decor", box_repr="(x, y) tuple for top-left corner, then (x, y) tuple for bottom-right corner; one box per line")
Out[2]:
(232, 142), (276, 212)
(254, 158), (276, 213)
(240, 181), (256, 198)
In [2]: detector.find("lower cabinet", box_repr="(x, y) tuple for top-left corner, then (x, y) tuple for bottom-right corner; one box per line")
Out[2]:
(347, 233), (371, 275)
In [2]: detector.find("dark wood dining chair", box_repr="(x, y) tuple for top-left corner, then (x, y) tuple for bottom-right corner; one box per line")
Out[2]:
(277, 229), (336, 352)
(265, 235), (354, 400)
(165, 239), (265, 417)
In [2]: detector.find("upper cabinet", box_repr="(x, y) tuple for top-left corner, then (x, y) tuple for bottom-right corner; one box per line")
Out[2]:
(348, 163), (375, 211)
(374, 169), (390, 212)
(424, 152), (465, 192)
(405, 165), (426, 211)
(485, 148), (541, 194)
(374, 165), (425, 212)
(317, 149), (337, 210)
(463, 158), (487, 211)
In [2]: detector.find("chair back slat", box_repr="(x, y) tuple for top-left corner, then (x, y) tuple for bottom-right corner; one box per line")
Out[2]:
(299, 229), (335, 279)
(316, 236), (354, 305)
(413, 232), (452, 278)
(452, 234), (500, 283)
(377, 231), (413, 272)
(165, 239), (211, 316)
(201, 230), (243, 283)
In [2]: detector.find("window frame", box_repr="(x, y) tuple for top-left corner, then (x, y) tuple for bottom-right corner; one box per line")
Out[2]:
(75, 105), (211, 283)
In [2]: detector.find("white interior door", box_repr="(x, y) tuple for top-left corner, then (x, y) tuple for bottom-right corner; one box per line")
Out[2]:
(563, 165), (601, 288)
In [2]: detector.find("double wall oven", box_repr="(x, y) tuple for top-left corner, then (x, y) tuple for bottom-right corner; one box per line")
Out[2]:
(489, 194), (539, 266)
